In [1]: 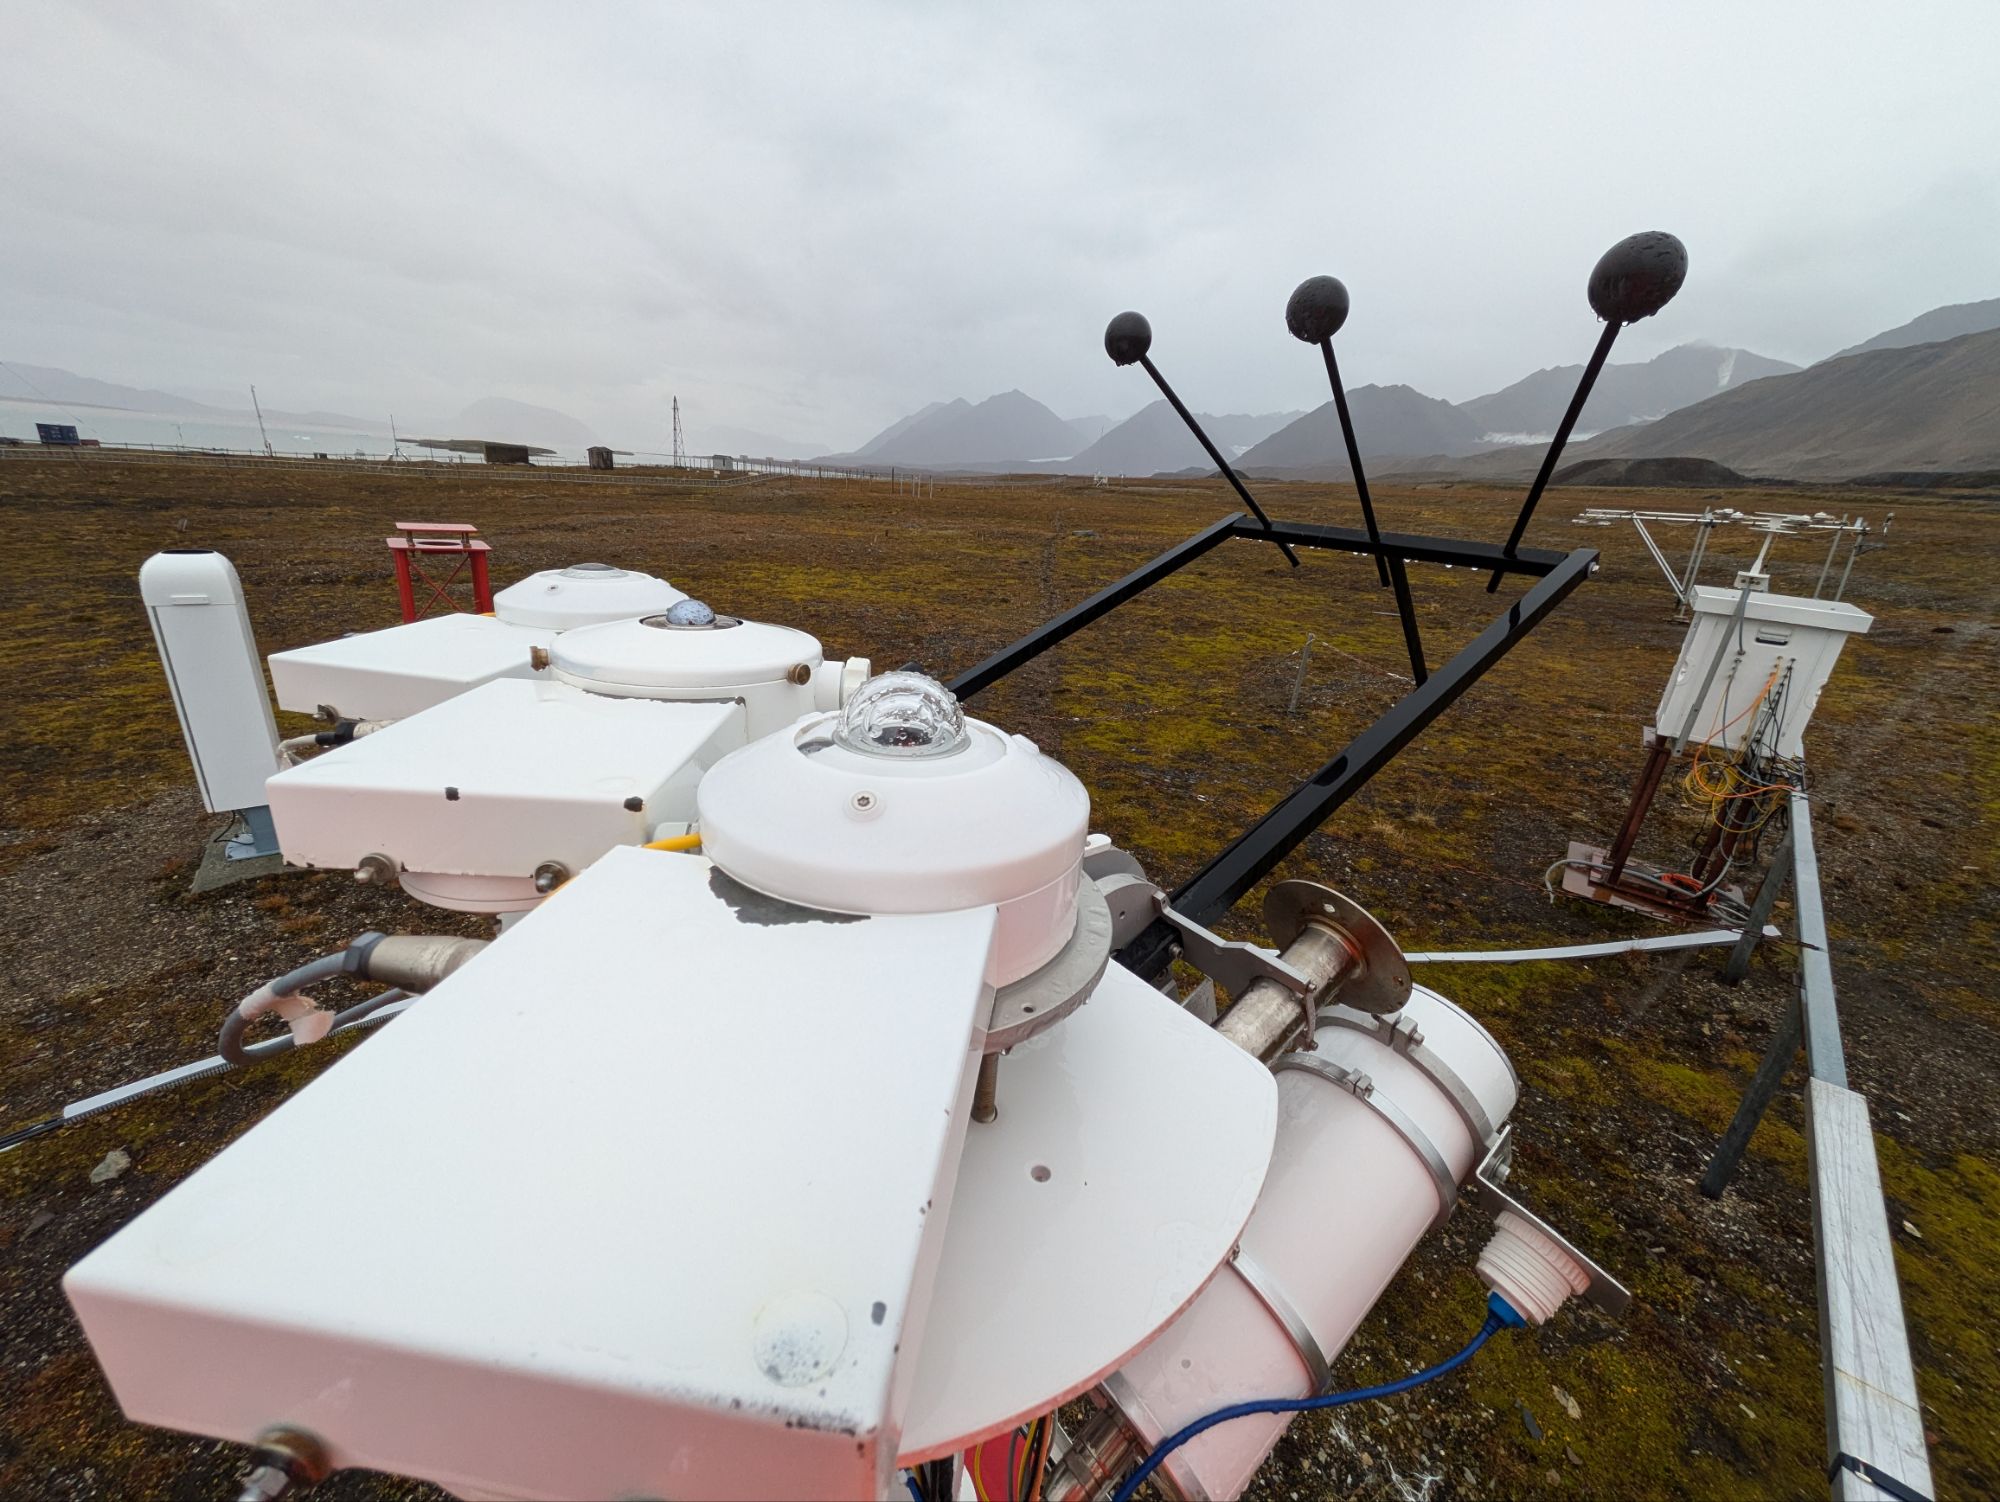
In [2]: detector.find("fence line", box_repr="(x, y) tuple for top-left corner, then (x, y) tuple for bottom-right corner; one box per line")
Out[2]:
(0, 441), (1133, 493)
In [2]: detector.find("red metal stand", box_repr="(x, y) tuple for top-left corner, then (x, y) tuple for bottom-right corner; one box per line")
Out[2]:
(386, 521), (494, 623)
(1563, 727), (1747, 922)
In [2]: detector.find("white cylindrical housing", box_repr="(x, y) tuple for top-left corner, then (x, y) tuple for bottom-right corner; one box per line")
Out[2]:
(697, 681), (1090, 986)
(1105, 985), (1516, 1500)
(550, 612), (829, 739)
(491, 563), (686, 629)
(139, 550), (281, 814)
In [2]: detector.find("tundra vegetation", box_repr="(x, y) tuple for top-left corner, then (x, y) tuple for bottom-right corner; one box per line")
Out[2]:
(0, 453), (1994, 1499)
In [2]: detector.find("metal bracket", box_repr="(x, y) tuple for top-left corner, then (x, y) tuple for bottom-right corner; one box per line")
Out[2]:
(1273, 1053), (1458, 1228)
(1156, 904), (1312, 1000)
(1468, 1124), (1632, 1316)
(1096, 871), (1167, 952)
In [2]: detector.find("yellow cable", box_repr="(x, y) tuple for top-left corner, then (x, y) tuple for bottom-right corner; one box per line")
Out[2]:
(642, 833), (703, 852)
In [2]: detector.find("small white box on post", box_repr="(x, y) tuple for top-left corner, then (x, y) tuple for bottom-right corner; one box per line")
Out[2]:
(139, 550), (282, 857)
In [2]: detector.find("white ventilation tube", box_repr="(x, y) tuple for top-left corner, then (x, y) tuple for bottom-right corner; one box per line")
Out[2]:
(1101, 985), (1518, 1500)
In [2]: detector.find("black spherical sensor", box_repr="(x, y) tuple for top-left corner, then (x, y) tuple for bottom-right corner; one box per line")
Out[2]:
(1285, 276), (1350, 343)
(1104, 311), (1152, 366)
(1587, 232), (1688, 323)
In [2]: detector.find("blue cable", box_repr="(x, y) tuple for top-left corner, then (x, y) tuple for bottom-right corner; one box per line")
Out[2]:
(1110, 1294), (1522, 1502)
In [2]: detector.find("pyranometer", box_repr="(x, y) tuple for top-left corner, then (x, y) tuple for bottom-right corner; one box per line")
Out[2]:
(699, 674), (1087, 984)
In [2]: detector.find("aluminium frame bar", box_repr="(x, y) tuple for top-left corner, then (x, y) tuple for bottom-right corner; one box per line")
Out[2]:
(1697, 789), (1932, 1502)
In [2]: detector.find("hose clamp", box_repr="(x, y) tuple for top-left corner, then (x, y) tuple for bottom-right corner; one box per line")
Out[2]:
(1099, 1370), (1210, 1502)
(1273, 1054), (1459, 1228)
(1230, 1247), (1332, 1395)
(1314, 1004), (1498, 1150)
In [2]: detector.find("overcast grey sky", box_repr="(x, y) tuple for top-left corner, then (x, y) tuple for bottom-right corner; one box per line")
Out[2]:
(5, 1), (1997, 452)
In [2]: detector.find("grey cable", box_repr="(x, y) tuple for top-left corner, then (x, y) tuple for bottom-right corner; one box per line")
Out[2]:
(217, 951), (370, 1066)
(1, 992), (414, 1155)
(1405, 930), (1766, 964)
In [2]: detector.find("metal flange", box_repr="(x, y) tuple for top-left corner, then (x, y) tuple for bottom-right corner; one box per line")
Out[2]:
(1262, 880), (1412, 1016)
(984, 876), (1112, 1053)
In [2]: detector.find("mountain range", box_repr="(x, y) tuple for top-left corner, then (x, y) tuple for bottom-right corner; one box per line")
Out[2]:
(1457, 344), (1799, 441)
(12, 292), (2000, 479)
(831, 391), (1081, 467)
(1567, 327), (2000, 478)
(1829, 296), (2000, 360)
(836, 296), (2000, 480)
(824, 341), (1851, 481)
(1062, 400), (1302, 474)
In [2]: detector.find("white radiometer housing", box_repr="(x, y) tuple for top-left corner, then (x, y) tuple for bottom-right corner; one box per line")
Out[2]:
(139, 550), (281, 815)
(699, 673), (1089, 985)
(267, 563), (686, 722)
(266, 597), (871, 916)
(489, 561), (687, 628)
(548, 605), (863, 739)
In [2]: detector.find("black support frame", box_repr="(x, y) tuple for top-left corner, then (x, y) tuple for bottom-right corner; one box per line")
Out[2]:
(947, 512), (1597, 978)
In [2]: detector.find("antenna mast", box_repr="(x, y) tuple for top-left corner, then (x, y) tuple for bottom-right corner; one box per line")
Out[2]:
(671, 396), (685, 469)
(249, 384), (273, 458)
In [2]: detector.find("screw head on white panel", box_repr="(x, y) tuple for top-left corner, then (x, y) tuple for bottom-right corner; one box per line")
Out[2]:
(355, 853), (399, 887)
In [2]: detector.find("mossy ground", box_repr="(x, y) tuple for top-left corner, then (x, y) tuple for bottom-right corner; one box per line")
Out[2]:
(1, 454), (1995, 1499)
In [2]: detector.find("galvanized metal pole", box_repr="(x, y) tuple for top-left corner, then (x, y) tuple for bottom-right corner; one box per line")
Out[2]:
(1723, 824), (1795, 983)
(1287, 634), (1316, 715)
(1833, 525), (1865, 602)
(1700, 993), (1801, 1198)
(1214, 922), (1359, 1063)
(1812, 518), (1847, 599)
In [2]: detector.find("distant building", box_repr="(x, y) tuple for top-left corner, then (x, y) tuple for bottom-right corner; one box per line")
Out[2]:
(405, 437), (556, 465)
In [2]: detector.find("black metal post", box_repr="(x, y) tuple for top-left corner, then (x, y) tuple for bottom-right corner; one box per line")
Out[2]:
(1112, 545), (1597, 972)
(1386, 554), (1427, 685)
(1319, 339), (1390, 587)
(949, 513), (1244, 699)
(1700, 993), (1802, 1198)
(1486, 318), (1623, 592)
(1234, 518), (1565, 577)
(1136, 353), (1301, 567)
(950, 515), (1569, 705)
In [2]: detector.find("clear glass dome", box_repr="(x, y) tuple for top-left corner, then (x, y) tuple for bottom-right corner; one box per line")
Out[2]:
(833, 671), (969, 758)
